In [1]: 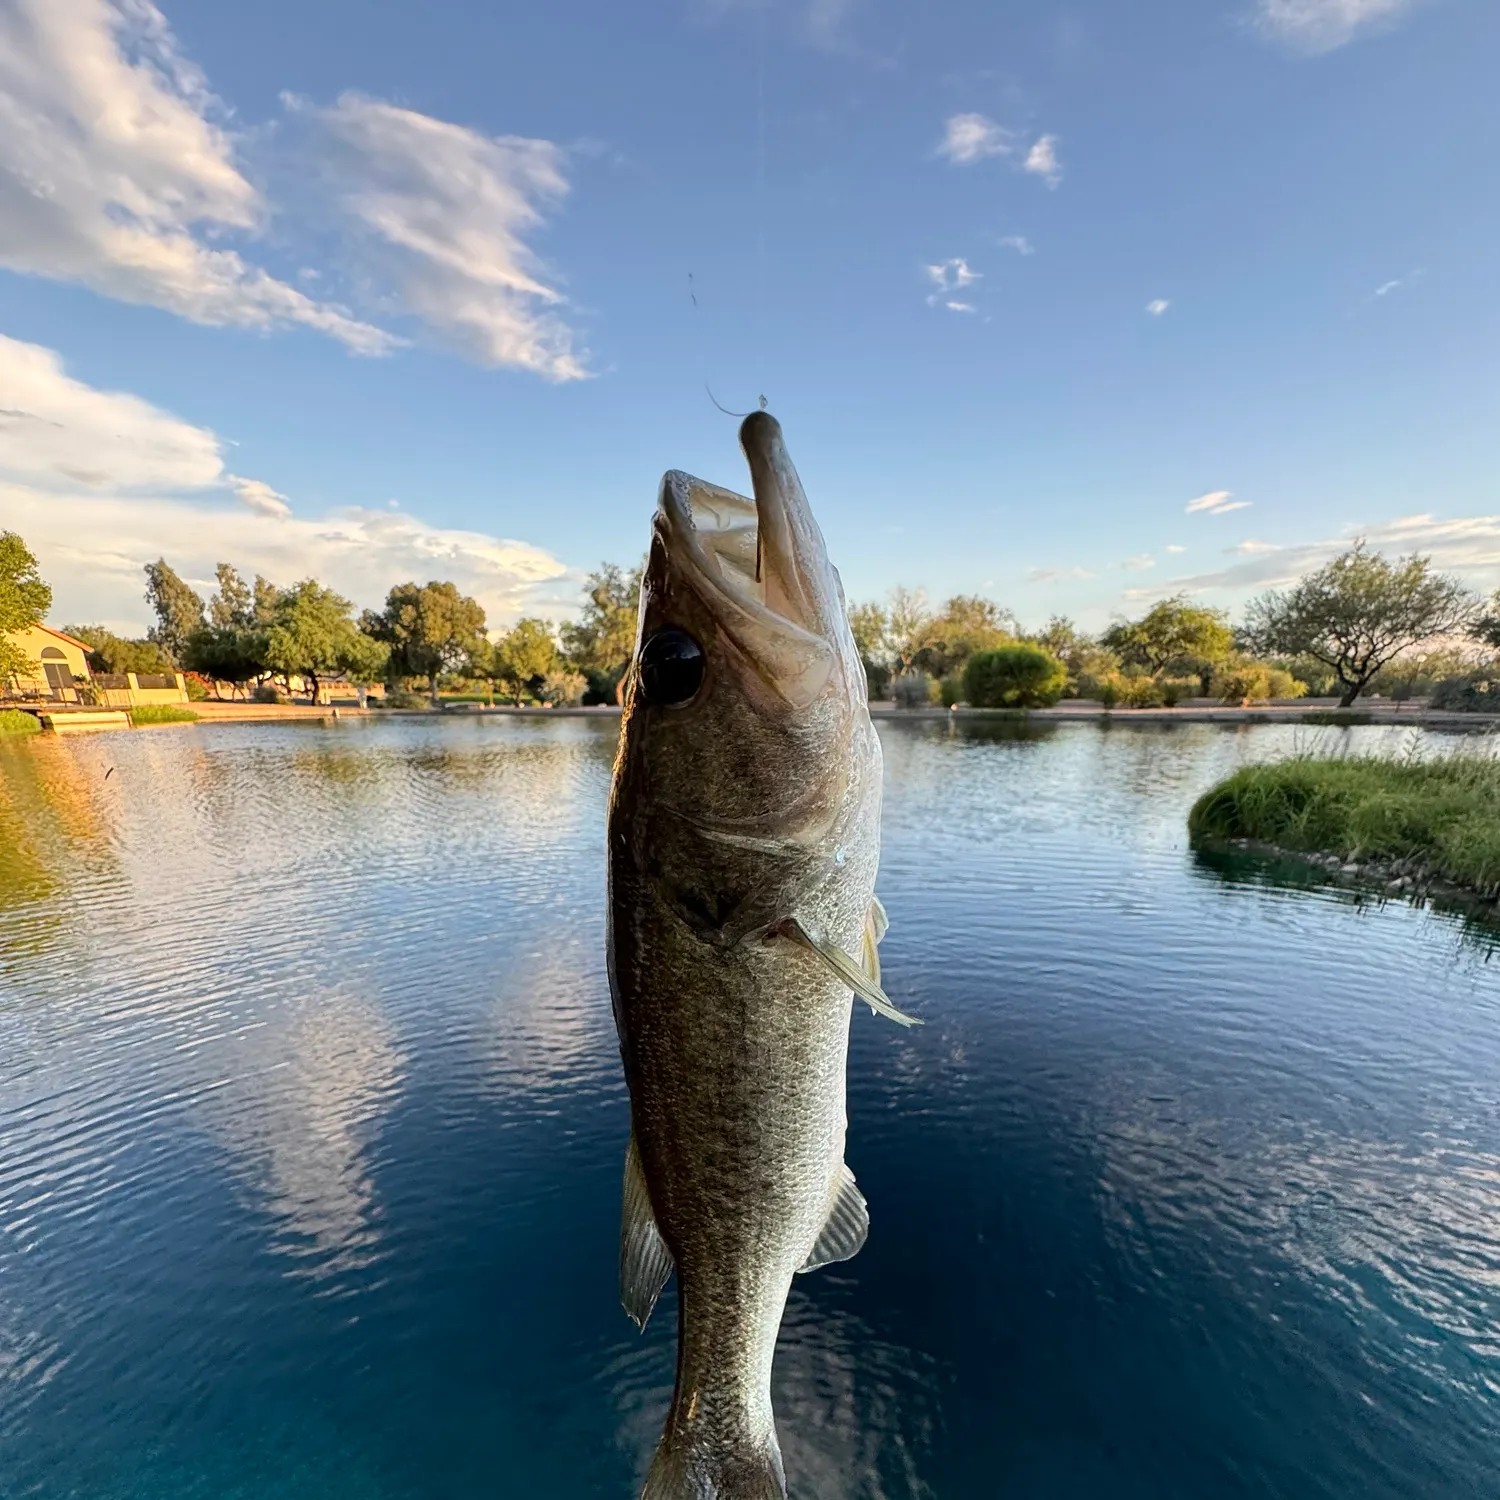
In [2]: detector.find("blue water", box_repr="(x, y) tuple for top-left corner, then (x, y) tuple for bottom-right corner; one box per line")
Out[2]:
(2, 716), (1498, 1499)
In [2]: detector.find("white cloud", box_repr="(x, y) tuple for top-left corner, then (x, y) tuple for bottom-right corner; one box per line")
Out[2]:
(1227, 538), (1282, 554)
(997, 235), (1034, 256)
(0, 333), (566, 632)
(945, 300), (977, 314)
(1121, 554), (1155, 571)
(1254, 0), (1420, 53)
(1023, 135), (1062, 188)
(1166, 544), (1186, 553)
(937, 112), (1013, 165)
(0, 0), (393, 353)
(299, 94), (587, 381)
(1029, 565), (1095, 583)
(925, 258), (979, 292)
(1185, 489), (1250, 515)
(1145, 299), (1171, 316)
(1374, 279), (1402, 297)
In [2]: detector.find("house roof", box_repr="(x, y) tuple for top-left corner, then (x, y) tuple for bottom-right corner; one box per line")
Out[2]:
(32, 624), (95, 653)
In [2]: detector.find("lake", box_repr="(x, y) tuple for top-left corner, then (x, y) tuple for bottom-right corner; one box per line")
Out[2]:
(1, 716), (1497, 1499)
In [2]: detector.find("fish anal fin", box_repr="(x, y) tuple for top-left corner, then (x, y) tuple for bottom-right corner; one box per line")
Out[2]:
(621, 1132), (674, 1331)
(798, 1163), (869, 1273)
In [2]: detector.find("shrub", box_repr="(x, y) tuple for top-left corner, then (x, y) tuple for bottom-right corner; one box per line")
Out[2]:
(1119, 671), (1165, 708)
(1160, 676), (1199, 707)
(540, 669), (587, 707)
(252, 683), (285, 704)
(380, 688), (429, 710)
(183, 672), (212, 701)
(0, 708), (42, 737)
(1211, 659), (1306, 704)
(938, 672), (964, 708)
(891, 672), (939, 709)
(1431, 670), (1500, 713)
(130, 705), (198, 725)
(963, 645), (1068, 709)
(1076, 670), (1121, 707)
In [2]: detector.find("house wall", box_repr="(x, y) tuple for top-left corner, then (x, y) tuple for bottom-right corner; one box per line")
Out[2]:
(4, 626), (91, 697)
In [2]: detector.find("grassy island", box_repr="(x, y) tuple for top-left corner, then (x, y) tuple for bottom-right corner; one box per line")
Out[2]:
(130, 705), (200, 726)
(1190, 751), (1500, 898)
(0, 709), (41, 737)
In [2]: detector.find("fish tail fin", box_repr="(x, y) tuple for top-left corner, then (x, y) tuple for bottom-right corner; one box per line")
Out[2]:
(641, 1425), (785, 1500)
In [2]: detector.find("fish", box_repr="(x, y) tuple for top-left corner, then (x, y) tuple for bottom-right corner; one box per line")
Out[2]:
(607, 412), (919, 1500)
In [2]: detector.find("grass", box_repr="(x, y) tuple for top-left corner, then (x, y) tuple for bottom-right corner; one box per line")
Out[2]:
(129, 704), (200, 726)
(1189, 748), (1500, 897)
(0, 708), (41, 737)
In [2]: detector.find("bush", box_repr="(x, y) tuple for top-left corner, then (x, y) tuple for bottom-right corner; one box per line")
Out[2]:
(130, 705), (199, 725)
(540, 669), (587, 707)
(183, 672), (212, 701)
(963, 646), (1068, 709)
(938, 672), (964, 708)
(1431, 670), (1500, 713)
(582, 666), (626, 706)
(380, 688), (429, 709)
(862, 659), (892, 703)
(0, 708), (42, 737)
(1160, 676), (1199, 707)
(891, 672), (939, 709)
(1119, 671), (1165, 708)
(1211, 659), (1309, 704)
(252, 683), (285, 704)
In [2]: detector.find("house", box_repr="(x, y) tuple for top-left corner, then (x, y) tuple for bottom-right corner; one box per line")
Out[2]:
(3, 624), (94, 701)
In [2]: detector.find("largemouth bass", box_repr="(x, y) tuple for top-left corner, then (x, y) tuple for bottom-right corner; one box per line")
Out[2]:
(607, 413), (918, 1500)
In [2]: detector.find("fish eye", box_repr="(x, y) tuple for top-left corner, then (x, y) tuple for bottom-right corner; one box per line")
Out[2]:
(639, 628), (705, 707)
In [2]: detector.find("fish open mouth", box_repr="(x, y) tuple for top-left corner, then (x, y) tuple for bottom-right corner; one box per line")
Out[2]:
(655, 415), (845, 706)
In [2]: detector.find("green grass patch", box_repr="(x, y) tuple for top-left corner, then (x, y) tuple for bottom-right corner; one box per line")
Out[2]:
(0, 708), (42, 737)
(1189, 749), (1500, 896)
(130, 704), (200, 725)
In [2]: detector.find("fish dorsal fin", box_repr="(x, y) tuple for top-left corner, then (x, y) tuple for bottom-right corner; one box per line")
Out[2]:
(782, 917), (922, 1028)
(861, 895), (888, 987)
(620, 1132), (674, 1331)
(798, 1163), (869, 1273)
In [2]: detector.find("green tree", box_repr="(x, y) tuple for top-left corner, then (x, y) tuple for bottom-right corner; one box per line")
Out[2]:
(263, 581), (373, 704)
(1470, 589), (1500, 653)
(1242, 543), (1478, 707)
(885, 586), (931, 677)
(559, 563), (641, 704)
(912, 594), (1017, 681)
(963, 644), (1068, 708)
(0, 531), (53, 683)
(208, 564), (254, 628)
(493, 617), (558, 704)
(363, 581), (487, 701)
(1102, 595), (1233, 677)
(143, 559), (205, 663)
(64, 626), (177, 677)
(847, 601), (891, 700)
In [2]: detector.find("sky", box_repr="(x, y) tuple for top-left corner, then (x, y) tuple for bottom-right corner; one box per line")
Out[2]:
(0, 0), (1495, 636)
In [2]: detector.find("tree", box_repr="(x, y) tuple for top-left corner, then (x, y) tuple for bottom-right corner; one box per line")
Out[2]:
(559, 563), (641, 704)
(1471, 589), (1500, 653)
(1242, 543), (1479, 707)
(208, 564), (254, 628)
(885, 586), (931, 677)
(263, 580), (373, 704)
(0, 531), (52, 684)
(847, 601), (891, 700)
(363, 581), (487, 701)
(143, 559), (205, 663)
(64, 626), (177, 677)
(1103, 595), (1233, 676)
(912, 594), (1017, 681)
(963, 645), (1068, 708)
(492, 617), (558, 704)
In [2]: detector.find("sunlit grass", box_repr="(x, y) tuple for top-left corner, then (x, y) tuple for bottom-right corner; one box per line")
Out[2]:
(0, 709), (41, 737)
(129, 705), (200, 726)
(1189, 747), (1500, 896)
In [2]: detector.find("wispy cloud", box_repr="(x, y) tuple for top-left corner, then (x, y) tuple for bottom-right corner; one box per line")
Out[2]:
(1166, 544), (1186, 553)
(1121, 554), (1155, 571)
(1029, 565), (1095, 583)
(1145, 299), (1171, 316)
(1185, 489), (1250, 516)
(1253, 0), (1422, 54)
(1125, 512), (1500, 600)
(937, 112), (1013, 164)
(1227, 538), (1281, 554)
(0, 0), (393, 354)
(296, 94), (588, 380)
(945, 300), (977, 314)
(925, 258), (980, 291)
(996, 235), (1034, 256)
(1373, 269), (1423, 298)
(1023, 135), (1062, 188)
(0, 333), (566, 632)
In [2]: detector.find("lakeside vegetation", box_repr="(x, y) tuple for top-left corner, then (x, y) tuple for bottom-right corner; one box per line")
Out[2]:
(6, 525), (1500, 715)
(1190, 751), (1500, 897)
(129, 705), (200, 726)
(0, 709), (42, 737)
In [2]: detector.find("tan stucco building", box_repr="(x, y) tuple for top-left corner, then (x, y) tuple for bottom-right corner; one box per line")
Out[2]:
(4, 624), (94, 700)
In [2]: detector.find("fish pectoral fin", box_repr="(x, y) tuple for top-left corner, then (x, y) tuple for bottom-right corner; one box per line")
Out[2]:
(782, 917), (922, 1028)
(620, 1132), (674, 1331)
(798, 1163), (869, 1273)
(861, 896), (888, 988)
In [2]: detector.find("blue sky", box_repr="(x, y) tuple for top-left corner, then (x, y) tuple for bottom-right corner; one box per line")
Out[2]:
(0, 0), (1494, 635)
